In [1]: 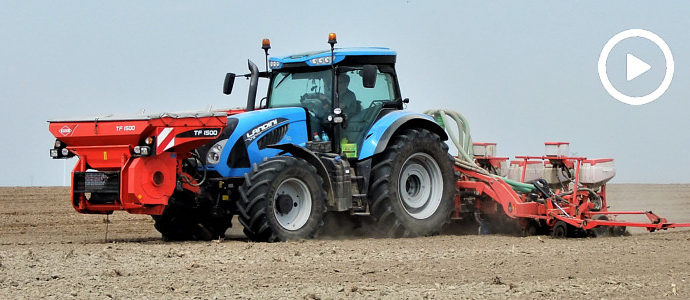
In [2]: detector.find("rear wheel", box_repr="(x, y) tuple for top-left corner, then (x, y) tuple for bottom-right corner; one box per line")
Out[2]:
(589, 215), (610, 237)
(521, 220), (540, 237)
(610, 225), (628, 237)
(237, 156), (326, 242)
(551, 221), (568, 238)
(369, 128), (455, 237)
(152, 190), (231, 241)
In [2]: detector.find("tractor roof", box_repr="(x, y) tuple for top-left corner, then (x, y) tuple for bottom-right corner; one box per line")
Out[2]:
(269, 47), (396, 69)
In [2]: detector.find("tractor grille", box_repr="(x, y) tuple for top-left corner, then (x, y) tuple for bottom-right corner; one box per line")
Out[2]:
(257, 124), (289, 149)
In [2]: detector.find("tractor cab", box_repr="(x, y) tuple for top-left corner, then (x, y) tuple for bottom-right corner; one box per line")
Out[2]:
(266, 46), (402, 159)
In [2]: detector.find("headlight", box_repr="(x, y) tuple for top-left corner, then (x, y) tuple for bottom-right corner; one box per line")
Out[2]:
(309, 56), (332, 66)
(133, 146), (151, 156)
(206, 139), (227, 165)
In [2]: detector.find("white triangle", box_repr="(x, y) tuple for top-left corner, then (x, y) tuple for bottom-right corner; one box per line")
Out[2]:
(626, 53), (651, 81)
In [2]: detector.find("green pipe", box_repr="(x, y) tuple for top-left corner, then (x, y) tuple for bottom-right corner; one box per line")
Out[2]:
(501, 177), (535, 193)
(425, 109), (534, 194)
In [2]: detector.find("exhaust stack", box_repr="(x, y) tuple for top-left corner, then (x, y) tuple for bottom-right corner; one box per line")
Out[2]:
(246, 60), (259, 111)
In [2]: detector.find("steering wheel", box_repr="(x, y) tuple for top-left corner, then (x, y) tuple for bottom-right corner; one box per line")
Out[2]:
(368, 100), (389, 108)
(300, 93), (329, 117)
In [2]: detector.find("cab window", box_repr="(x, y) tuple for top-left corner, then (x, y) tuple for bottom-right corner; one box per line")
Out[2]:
(342, 69), (396, 108)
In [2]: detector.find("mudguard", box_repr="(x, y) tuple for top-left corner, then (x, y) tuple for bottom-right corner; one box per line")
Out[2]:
(358, 111), (448, 160)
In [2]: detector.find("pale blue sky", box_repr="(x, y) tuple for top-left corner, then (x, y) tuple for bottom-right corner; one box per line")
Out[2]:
(1, 1), (688, 185)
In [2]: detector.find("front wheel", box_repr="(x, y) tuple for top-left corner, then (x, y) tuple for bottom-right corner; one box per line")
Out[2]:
(369, 128), (455, 237)
(237, 156), (327, 242)
(152, 190), (231, 241)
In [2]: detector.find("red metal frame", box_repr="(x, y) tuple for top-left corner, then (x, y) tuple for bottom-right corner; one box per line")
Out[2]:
(455, 155), (690, 233)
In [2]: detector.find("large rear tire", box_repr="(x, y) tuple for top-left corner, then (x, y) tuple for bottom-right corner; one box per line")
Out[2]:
(369, 128), (455, 237)
(237, 156), (327, 242)
(152, 190), (231, 241)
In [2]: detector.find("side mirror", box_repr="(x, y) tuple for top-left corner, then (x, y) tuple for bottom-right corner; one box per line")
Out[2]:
(223, 73), (236, 95)
(361, 65), (377, 88)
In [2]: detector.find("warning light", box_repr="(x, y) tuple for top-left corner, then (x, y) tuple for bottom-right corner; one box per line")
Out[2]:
(262, 38), (271, 50)
(328, 33), (337, 45)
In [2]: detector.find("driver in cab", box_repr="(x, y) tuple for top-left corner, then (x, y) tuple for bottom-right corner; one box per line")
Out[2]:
(300, 73), (362, 139)
(304, 73), (361, 119)
(336, 74), (362, 117)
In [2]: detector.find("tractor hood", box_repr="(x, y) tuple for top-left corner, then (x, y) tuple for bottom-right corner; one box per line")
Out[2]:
(203, 107), (310, 178)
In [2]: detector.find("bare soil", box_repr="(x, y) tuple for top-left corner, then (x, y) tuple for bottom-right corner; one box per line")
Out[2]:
(1, 184), (689, 299)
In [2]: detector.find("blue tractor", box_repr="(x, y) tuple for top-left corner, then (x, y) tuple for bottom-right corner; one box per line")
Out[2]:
(153, 34), (456, 241)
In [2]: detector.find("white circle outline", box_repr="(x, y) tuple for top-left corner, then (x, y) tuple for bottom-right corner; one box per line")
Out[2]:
(597, 29), (674, 105)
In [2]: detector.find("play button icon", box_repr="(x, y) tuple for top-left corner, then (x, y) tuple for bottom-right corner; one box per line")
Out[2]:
(626, 53), (651, 81)
(598, 29), (674, 105)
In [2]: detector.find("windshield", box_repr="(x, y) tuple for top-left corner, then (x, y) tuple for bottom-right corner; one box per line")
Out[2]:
(269, 69), (332, 108)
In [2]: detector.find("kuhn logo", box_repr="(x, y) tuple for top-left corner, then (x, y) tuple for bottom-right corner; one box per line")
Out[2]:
(245, 119), (278, 141)
(59, 126), (73, 136)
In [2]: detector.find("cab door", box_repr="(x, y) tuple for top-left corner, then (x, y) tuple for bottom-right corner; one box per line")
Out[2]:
(339, 67), (399, 159)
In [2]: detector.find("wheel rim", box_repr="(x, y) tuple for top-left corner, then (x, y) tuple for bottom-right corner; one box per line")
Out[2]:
(273, 178), (312, 231)
(398, 152), (443, 220)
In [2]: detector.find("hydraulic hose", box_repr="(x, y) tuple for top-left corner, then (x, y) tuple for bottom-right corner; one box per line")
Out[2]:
(424, 109), (534, 193)
(181, 150), (207, 187)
